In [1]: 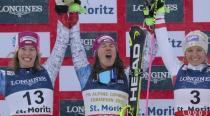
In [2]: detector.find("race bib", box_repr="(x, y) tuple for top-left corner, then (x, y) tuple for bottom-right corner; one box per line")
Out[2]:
(82, 89), (128, 115)
(6, 88), (53, 115)
(174, 89), (210, 112)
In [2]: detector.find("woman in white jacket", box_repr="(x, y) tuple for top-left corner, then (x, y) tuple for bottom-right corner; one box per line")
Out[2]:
(154, 3), (210, 116)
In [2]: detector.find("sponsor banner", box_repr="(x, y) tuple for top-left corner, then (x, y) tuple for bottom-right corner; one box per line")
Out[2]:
(164, 0), (184, 22)
(0, 0), (48, 24)
(126, 0), (183, 23)
(65, 32), (117, 57)
(139, 99), (175, 116)
(0, 32), (50, 58)
(193, 0), (210, 22)
(60, 100), (85, 116)
(141, 65), (173, 90)
(79, 0), (117, 23)
(59, 66), (81, 91)
(126, 0), (144, 23)
(126, 31), (185, 57)
(59, 99), (175, 116)
(158, 31), (185, 57)
(0, 100), (10, 116)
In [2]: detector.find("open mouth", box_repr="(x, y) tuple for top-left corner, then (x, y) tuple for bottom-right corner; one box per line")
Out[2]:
(23, 57), (32, 62)
(191, 57), (199, 61)
(105, 54), (112, 59)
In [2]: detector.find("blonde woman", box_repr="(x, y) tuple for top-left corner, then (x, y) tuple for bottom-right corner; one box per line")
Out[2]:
(154, 0), (210, 115)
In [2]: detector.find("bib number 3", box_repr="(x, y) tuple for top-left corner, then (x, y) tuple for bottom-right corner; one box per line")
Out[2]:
(190, 90), (200, 104)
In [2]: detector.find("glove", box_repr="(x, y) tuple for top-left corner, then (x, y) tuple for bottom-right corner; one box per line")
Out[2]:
(55, 0), (71, 28)
(74, 0), (81, 5)
(143, 0), (166, 26)
(68, 12), (79, 28)
(67, 0), (86, 28)
(55, 0), (81, 28)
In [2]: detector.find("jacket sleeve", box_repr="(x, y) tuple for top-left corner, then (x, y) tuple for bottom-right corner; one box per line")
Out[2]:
(43, 21), (70, 86)
(69, 22), (90, 89)
(69, 22), (89, 70)
(155, 15), (182, 76)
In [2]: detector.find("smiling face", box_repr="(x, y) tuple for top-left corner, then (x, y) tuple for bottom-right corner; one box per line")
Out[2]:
(97, 42), (117, 69)
(185, 46), (207, 66)
(18, 45), (37, 68)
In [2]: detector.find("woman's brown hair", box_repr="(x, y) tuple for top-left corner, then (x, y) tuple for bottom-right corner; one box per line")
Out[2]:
(9, 50), (42, 71)
(91, 52), (125, 80)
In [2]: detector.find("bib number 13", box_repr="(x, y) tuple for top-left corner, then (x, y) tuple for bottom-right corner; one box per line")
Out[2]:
(23, 90), (44, 105)
(190, 90), (200, 104)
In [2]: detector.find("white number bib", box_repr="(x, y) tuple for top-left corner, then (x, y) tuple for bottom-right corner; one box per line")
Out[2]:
(174, 89), (210, 112)
(6, 88), (53, 115)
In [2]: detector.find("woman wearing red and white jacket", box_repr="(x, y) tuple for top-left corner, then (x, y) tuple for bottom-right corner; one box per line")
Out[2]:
(154, 1), (210, 115)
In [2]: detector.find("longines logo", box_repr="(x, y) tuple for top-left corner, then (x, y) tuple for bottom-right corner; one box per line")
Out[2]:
(180, 76), (210, 85)
(0, 5), (42, 17)
(142, 71), (171, 84)
(66, 105), (85, 114)
(60, 100), (85, 116)
(126, 0), (183, 22)
(82, 39), (94, 51)
(10, 76), (47, 86)
(131, 3), (179, 14)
